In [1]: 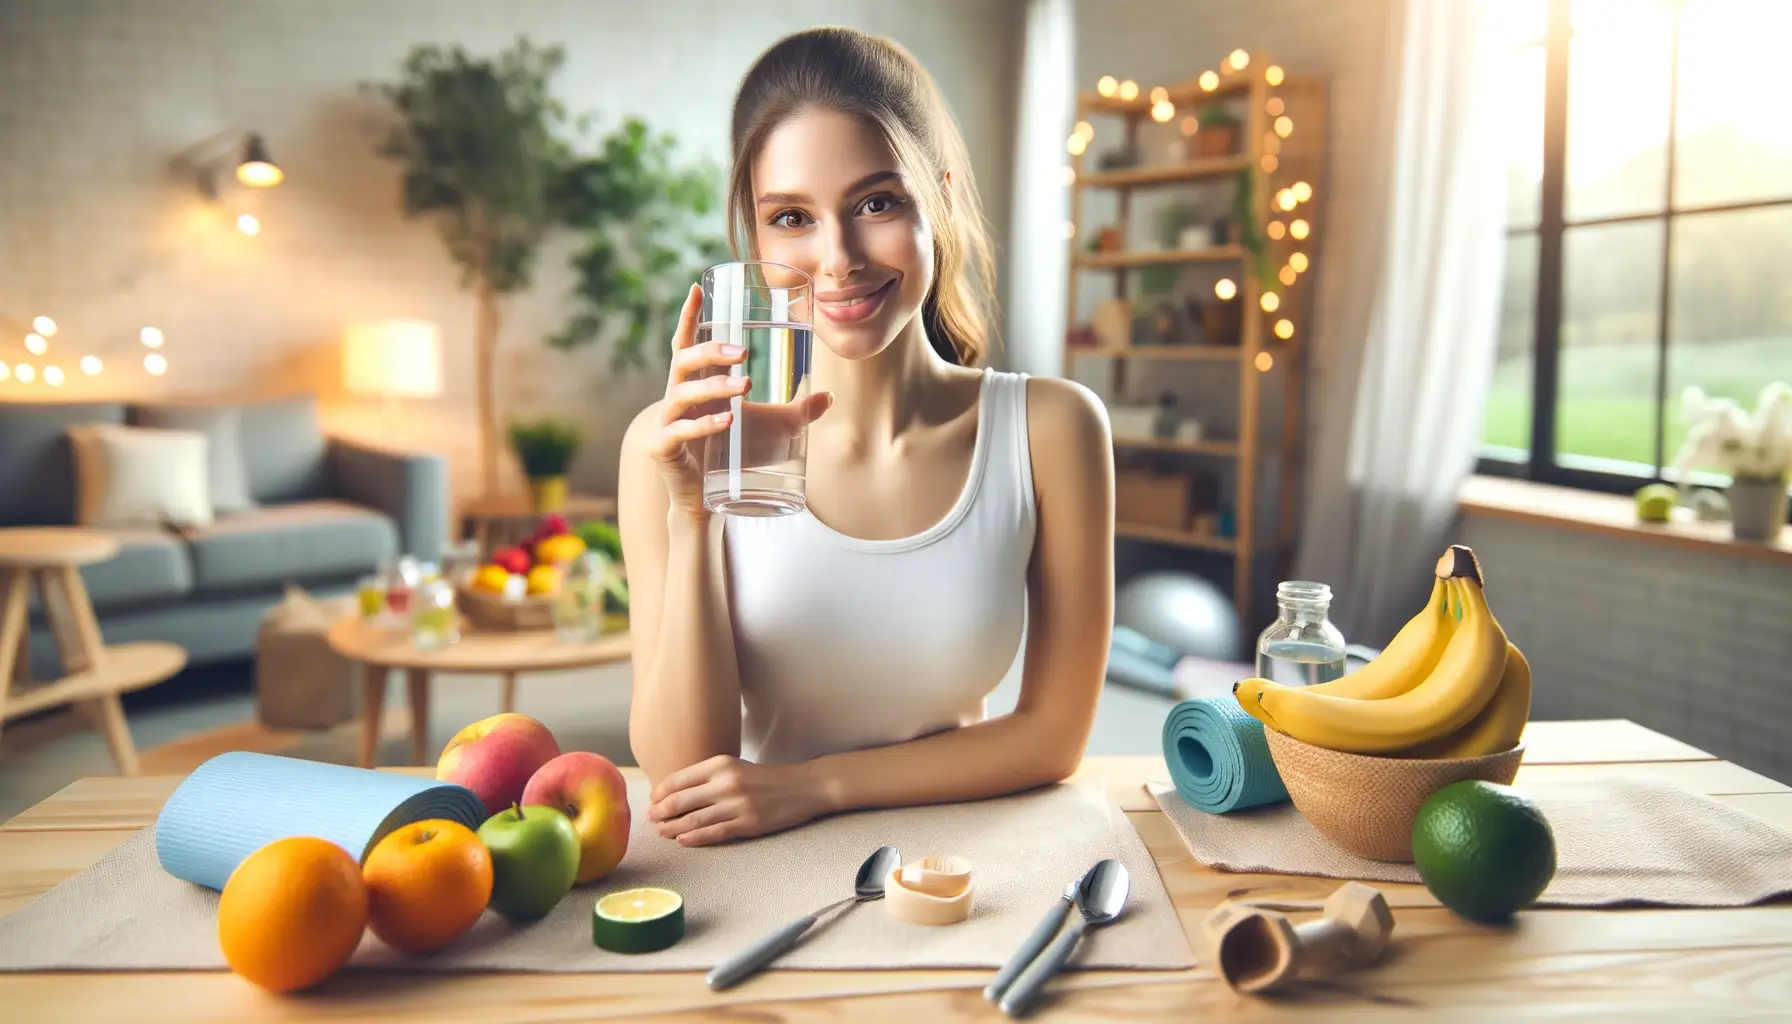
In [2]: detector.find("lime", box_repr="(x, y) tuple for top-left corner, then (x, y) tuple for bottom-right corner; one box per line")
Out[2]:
(592, 887), (685, 953)
(1412, 781), (1556, 922)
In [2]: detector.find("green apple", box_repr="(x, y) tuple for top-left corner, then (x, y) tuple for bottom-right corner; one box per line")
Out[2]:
(477, 803), (580, 921)
(1634, 482), (1678, 523)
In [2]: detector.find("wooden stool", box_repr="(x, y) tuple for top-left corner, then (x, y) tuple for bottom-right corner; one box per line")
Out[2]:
(0, 528), (187, 775)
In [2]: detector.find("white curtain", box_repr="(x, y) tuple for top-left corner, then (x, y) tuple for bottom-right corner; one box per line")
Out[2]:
(1294, 0), (1513, 645)
(1002, 0), (1075, 378)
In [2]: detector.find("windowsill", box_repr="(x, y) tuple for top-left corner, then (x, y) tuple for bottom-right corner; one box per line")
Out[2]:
(1457, 475), (1792, 568)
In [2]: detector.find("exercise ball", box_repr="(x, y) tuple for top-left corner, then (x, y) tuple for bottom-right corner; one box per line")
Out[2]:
(1115, 571), (1241, 662)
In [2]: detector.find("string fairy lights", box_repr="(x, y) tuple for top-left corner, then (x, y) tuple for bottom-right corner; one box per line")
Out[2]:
(1077, 48), (1316, 348)
(0, 314), (174, 387)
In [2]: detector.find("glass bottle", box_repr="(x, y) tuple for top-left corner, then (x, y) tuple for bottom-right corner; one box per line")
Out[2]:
(1255, 581), (1347, 687)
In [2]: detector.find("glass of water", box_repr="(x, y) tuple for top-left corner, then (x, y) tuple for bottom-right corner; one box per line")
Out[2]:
(411, 579), (460, 651)
(697, 261), (814, 516)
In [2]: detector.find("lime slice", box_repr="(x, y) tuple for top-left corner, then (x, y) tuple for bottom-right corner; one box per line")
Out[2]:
(592, 887), (685, 953)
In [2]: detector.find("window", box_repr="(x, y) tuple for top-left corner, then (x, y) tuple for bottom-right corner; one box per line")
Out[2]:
(1481, 0), (1792, 493)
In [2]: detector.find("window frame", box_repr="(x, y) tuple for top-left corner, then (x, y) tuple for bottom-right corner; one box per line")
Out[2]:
(1479, 0), (1792, 501)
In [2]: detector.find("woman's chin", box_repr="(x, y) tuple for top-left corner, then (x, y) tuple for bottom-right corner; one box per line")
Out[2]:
(817, 323), (899, 361)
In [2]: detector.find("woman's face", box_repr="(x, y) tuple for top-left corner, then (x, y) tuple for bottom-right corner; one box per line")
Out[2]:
(749, 107), (935, 360)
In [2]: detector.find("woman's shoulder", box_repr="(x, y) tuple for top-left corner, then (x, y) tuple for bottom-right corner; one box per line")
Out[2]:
(1021, 375), (1109, 447)
(1016, 374), (1112, 511)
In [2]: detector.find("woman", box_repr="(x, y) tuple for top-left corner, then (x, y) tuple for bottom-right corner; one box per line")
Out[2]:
(618, 26), (1115, 848)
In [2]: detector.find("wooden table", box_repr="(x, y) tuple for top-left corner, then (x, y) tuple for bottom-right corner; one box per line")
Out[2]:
(325, 618), (632, 769)
(458, 493), (618, 561)
(0, 528), (186, 774)
(1, 719), (1788, 1020)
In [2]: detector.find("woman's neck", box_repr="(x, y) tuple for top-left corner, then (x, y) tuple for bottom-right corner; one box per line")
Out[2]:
(810, 317), (959, 450)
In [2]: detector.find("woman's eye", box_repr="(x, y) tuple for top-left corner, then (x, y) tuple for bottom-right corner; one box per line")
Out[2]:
(860, 193), (905, 216)
(770, 209), (809, 229)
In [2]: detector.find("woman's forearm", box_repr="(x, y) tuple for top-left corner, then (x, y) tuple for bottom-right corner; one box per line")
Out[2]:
(629, 510), (743, 779)
(803, 707), (1088, 816)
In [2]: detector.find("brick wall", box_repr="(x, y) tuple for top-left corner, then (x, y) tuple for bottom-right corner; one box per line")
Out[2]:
(1460, 512), (1792, 784)
(0, 0), (1023, 504)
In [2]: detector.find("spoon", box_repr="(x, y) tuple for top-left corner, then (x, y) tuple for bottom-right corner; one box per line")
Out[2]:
(706, 845), (901, 991)
(997, 859), (1131, 1018)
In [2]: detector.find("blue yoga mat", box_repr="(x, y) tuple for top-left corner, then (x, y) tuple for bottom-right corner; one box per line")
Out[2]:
(154, 751), (487, 891)
(1160, 696), (1289, 814)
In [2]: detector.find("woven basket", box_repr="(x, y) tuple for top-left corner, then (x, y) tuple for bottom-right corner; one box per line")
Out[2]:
(1264, 728), (1525, 862)
(456, 586), (554, 632)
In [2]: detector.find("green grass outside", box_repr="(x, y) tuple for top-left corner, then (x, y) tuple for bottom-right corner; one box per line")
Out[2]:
(1480, 335), (1790, 472)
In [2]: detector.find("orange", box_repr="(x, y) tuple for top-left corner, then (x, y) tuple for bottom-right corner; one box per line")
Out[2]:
(361, 818), (494, 955)
(218, 836), (368, 992)
(473, 564), (510, 593)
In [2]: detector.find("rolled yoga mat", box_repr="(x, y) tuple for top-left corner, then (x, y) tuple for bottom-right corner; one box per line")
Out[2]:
(154, 751), (488, 891)
(1160, 696), (1289, 814)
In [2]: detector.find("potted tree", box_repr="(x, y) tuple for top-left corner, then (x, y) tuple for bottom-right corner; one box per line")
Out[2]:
(363, 38), (720, 497)
(507, 416), (582, 513)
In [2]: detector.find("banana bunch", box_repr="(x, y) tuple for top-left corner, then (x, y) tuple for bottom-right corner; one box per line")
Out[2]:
(1234, 545), (1531, 758)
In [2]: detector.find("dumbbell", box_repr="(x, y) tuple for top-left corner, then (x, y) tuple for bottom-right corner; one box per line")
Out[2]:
(1201, 882), (1394, 994)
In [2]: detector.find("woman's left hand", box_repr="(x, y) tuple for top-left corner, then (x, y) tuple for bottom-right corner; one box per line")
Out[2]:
(646, 756), (828, 847)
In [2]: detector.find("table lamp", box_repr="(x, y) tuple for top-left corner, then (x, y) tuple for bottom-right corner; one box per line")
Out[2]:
(343, 318), (443, 434)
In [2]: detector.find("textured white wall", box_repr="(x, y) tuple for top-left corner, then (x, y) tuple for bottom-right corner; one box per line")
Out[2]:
(0, 0), (1023, 504)
(1459, 512), (1792, 783)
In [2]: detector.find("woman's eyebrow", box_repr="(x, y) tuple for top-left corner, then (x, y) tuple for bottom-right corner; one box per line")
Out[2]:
(756, 170), (903, 207)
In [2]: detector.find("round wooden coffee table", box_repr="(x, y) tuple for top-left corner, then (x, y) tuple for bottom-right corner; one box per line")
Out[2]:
(0, 527), (187, 775)
(325, 618), (631, 768)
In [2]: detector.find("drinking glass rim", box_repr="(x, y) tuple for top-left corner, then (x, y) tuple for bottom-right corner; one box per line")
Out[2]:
(702, 259), (812, 292)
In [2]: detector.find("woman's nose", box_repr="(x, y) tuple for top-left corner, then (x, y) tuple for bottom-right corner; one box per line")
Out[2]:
(816, 217), (866, 283)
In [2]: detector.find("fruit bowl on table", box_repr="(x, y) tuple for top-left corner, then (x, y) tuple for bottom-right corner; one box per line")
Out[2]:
(456, 585), (555, 632)
(1263, 727), (1525, 862)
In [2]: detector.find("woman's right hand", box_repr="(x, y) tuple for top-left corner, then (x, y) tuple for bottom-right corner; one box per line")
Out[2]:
(651, 283), (832, 520)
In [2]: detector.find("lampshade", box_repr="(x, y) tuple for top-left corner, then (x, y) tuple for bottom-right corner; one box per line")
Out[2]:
(343, 319), (443, 398)
(235, 133), (283, 188)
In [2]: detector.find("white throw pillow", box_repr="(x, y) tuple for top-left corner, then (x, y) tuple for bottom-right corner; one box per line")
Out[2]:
(68, 423), (215, 528)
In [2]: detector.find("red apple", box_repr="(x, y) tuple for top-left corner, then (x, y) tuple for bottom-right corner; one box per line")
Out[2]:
(490, 546), (532, 576)
(521, 751), (631, 884)
(436, 714), (561, 817)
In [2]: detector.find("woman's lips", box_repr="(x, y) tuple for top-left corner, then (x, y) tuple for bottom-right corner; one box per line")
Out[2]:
(816, 278), (895, 324)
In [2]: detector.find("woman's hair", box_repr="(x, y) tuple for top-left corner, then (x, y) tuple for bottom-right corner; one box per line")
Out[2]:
(727, 27), (997, 367)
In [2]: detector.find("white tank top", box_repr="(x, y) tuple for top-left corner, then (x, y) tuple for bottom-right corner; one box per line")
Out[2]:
(723, 368), (1037, 764)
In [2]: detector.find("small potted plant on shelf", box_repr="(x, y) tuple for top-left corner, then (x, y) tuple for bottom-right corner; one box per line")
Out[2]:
(508, 416), (582, 513)
(1669, 382), (1792, 542)
(1190, 103), (1242, 159)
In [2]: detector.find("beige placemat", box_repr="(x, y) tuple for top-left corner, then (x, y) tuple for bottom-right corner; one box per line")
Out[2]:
(1147, 773), (1792, 907)
(0, 780), (1193, 973)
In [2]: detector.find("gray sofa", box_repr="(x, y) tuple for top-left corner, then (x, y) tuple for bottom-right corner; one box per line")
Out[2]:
(0, 394), (447, 679)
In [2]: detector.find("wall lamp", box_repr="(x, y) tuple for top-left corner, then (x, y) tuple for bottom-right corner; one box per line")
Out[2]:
(176, 130), (284, 200)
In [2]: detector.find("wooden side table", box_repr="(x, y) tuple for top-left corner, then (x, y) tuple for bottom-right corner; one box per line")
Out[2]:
(458, 493), (617, 561)
(325, 617), (631, 768)
(0, 528), (187, 775)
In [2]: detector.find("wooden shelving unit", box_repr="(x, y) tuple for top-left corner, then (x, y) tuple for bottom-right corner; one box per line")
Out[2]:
(1075, 245), (1246, 269)
(1062, 54), (1327, 639)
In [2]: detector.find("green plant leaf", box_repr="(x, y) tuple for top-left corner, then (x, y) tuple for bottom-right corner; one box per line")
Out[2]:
(363, 36), (722, 374)
(507, 415), (583, 475)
